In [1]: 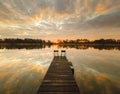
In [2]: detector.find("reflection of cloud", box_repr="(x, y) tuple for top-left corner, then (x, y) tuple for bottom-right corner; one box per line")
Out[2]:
(0, 49), (52, 94)
(0, 62), (45, 94)
(75, 70), (120, 94)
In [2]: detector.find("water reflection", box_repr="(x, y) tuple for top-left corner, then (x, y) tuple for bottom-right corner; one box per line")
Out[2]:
(0, 44), (120, 50)
(0, 49), (53, 94)
(67, 49), (120, 94)
(0, 47), (120, 94)
(0, 63), (44, 94)
(76, 71), (120, 94)
(58, 44), (120, 51)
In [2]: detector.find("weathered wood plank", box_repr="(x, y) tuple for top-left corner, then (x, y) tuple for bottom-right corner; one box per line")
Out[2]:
(37, 55), (80, 94)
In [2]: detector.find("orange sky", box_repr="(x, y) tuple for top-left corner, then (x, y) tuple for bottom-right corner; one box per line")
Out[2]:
(0, 0), (120, 40)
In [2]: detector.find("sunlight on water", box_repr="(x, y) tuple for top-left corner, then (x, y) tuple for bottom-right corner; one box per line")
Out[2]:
(0, 47), (120, 94)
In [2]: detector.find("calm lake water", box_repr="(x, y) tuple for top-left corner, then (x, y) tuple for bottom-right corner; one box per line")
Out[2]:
(0, 46), (120, 94)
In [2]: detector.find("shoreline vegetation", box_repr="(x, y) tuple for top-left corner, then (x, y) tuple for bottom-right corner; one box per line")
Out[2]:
(0, 38), (120, 50)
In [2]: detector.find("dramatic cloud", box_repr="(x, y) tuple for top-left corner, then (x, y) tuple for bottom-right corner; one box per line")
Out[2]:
(0, 0), (120, 39)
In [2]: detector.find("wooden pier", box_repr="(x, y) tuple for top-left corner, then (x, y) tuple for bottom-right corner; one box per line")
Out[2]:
(37, 50), (80, 94)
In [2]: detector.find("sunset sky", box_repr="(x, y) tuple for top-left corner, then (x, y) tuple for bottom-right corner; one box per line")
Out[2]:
(0, 0), (120, 40)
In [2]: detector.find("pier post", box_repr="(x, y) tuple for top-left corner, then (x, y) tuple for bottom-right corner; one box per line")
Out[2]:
(54, 50), (59, 56)
(61, 50), (66, 56)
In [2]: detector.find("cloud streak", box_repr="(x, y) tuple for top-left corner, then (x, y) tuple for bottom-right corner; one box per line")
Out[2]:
(0, 0), (120, 39)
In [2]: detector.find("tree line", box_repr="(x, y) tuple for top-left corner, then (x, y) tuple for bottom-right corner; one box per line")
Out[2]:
(55, 39), (120, 45)
(0, 38), (52, 45)
(0, 38), (120, 45)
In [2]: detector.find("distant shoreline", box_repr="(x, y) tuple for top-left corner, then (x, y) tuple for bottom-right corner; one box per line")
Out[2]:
(0, 38), (120, 50)
(0, 43), (120, 50)
(55, 43), (120, 46)
(0, 42), (120, 46)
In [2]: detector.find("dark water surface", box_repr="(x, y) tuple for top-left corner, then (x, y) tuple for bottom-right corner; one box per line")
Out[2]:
(0, 46), (120, 94)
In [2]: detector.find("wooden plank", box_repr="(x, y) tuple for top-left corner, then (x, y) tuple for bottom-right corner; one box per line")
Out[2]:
(37, 92), (80, 94)
(37, 56), (80, 94)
